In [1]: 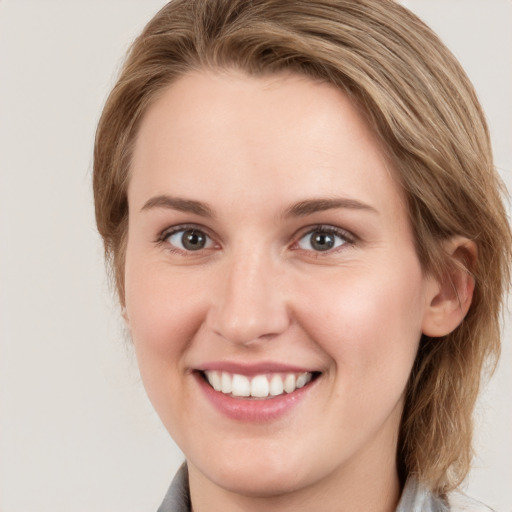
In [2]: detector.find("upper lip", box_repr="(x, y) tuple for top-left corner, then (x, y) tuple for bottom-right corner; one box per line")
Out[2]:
(195, 361), (320, 376)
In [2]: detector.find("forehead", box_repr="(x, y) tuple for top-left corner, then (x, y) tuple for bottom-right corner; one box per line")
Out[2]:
(129, 69), (405, 222)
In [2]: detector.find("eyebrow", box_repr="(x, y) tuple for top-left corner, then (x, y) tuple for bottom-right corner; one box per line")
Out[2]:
(140, 195), (377, 218)
(140, 195), (214, 217)
(283, 198), (378, 217)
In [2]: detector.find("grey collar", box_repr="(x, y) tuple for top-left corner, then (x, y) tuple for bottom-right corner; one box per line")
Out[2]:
(157, 463), (190, 512)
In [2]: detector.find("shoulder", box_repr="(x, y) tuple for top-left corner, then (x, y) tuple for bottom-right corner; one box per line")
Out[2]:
(398, 478), (494, 512)
(447, 490), (495, 512)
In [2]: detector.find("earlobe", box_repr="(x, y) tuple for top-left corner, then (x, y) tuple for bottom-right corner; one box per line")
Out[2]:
(422, 237), (477, 338)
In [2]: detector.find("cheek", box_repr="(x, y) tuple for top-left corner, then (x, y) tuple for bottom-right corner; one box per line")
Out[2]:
(123, 258), (211, 435)
(295, 259), (425, 387)
(124, 255), (209, 377)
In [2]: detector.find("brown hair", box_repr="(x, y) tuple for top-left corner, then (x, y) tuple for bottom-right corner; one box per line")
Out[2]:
(93, 0), (512, 495)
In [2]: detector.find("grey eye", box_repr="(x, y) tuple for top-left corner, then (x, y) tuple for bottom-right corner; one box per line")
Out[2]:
(298, 229), (346, 252)
(167, 229), (213, 251)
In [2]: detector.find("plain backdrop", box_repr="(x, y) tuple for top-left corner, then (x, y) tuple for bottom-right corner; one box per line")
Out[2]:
(0, 1), (510, 511)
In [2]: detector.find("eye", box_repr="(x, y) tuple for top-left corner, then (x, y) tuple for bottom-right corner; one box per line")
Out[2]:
(297, 227), (349, 252)
(165, 228), (214, 252)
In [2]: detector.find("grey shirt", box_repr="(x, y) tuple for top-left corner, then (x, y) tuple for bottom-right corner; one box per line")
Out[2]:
(157, 464), (493, 512)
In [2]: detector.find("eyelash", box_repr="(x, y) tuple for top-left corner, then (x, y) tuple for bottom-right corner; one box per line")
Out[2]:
(156, 224), (217, 255)
(156, 223), (356, 255)
(293, 225), (355, 254)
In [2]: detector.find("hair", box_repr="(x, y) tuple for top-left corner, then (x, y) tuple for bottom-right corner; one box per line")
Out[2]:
(93, 0), (512, 496)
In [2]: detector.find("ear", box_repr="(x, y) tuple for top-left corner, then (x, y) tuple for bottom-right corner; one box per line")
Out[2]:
(422, 237), (477, 337)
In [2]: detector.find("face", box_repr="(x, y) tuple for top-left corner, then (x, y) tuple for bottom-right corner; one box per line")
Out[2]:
(124, 70), (437, 500)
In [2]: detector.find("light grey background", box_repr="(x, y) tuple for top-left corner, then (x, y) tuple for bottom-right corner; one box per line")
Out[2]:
(0, 1), (510, 510)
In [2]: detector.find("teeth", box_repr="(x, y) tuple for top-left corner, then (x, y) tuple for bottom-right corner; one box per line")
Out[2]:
(204, 371), (313, 398)
(209, 371), (222, 391)
(284, 373), (296, 393)
(221, 372), (232, 394)
(269, 374), (284, 396)
(251, 375), (270, 398)
(296, 373), (308, 388)
(232, 374), (251, 397)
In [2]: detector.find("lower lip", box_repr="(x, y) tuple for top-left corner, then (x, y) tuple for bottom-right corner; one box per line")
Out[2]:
(194, 372), (318, 422)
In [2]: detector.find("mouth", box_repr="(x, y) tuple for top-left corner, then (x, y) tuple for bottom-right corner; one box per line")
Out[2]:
(197, 370), (321, 399)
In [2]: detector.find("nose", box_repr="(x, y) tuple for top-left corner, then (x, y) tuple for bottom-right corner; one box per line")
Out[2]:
(206, 250), (290, 346)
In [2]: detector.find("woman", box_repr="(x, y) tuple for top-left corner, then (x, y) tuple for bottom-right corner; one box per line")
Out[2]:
(93, 0), (512, 510)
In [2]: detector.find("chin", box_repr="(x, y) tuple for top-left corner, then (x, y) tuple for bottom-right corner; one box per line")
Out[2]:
(196, 448), (317, 498)
(217, 466), (308, 498)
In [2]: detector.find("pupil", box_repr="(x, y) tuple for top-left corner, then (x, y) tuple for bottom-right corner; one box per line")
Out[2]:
(182, 230), (206, 250)
(311, 232), (334, 251)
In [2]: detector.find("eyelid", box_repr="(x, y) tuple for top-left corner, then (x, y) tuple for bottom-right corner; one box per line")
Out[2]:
(155, 223), (356, 254)
(291, 224), (356, 252)
(157, 223), (219, 251)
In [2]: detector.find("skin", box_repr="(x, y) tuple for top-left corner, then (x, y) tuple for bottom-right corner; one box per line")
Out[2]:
(123, 69), (474, 512)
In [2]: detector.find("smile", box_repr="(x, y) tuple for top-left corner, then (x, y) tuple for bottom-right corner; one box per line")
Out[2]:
(195, 366), (321, 421)
(202, 370), (315, 399)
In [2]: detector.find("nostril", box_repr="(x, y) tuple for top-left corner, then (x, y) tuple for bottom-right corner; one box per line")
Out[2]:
(207, 308), (290, 347)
